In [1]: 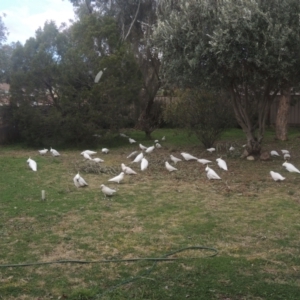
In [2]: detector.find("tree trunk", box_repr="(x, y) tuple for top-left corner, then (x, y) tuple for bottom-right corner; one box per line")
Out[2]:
(246, 137), (262, 155)
(275, 87), (291, 141)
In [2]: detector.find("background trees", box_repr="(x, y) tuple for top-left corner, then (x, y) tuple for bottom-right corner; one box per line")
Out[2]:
(154, 0), (300, 154)
(1, 1), (300, 148)
(0, 15), (7, 44)
(69, 0), (162, 138)
(8, 17), (141, 146)
(0, 15), (9, 82)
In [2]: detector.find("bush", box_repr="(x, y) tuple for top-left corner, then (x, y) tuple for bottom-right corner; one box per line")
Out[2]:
(164, 89), (235, 147)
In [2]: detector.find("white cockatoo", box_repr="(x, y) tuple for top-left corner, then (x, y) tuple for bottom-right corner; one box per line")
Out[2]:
(100, 184), (116, 197)
(283, 153), (291, 160)
(165, 161), (178, 172)
(73, 172), (88, 187)
(120, 133), (129, 138)
(38, 149), (48, 155)
(207, 148), (216, 153)
(162, 136), (166, 141)
(132, 152), (143, 163)
(270, 171), (285, 182)
(282, 162), (300, 173)
(270, 150), (280, 157)
(50, 147), (60, 157)
(102, 148), (109, 154)
(129, 138), (136, 144)
(205, 165), (221, 180)
(141, 157), (149, 171)
(216, 158), (228, 171)
(121, 163), (137, 175)
(81, 150), (97, 156)
(139, 144), (147, 150)
(83, 152), (92, 160)
(108, 172), (125, 184)
(127, 151), (138, 159)
(92, 158), (104, 163)
(181, 152), (198, 161)
(197, 159), (212, 165)
(229, 146), (235, 151)
(281, 149), (289, 155)
(170, 155), (182, 164)
(27, 158), (37, 171)
(146, 145), (155, 153)
(155, 143), (162, 149)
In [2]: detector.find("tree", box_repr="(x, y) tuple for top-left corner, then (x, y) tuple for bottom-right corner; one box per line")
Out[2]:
(275, 88), (291, 141)
(66, 14), (142, 132)
(153, 0), (300, 154)
(0, 43), (15, 83)
(9, 17), (142, 146)
(268, 0), (300, 140)
(0, 14), (8, 45)
(69, 0), (162, 138)
(0, 14), (10, 82)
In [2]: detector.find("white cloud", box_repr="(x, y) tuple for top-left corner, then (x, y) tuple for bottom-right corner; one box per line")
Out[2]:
(3, 0), (75, 44)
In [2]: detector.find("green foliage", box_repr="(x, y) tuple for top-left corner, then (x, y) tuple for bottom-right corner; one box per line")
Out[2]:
(0, 15), (7, 45)
(164, 89), (234, 147)
(68, 0), (162, 136)
(154, 0), (300, 152)
(7, 16), (142, 147)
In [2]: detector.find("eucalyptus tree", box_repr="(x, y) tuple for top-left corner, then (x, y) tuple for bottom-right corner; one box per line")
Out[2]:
(69, 0), (161, 137)
(154, 0), (300, 154)
(64, 14), (142, 135)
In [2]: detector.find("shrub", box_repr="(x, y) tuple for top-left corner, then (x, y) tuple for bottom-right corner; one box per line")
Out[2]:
(164, 89), (235, 147)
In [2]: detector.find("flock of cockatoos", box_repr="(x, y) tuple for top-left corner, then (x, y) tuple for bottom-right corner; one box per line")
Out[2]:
(27, 133), (299, 198)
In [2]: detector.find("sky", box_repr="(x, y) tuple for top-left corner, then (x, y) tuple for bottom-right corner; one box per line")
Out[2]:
(0, 0), (76, 44)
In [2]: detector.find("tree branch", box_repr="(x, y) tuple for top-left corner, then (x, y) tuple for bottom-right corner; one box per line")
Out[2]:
(124, 0), (141, 41)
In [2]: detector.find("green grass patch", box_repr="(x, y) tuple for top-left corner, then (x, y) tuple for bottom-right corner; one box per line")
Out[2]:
(0, 128), (300, 299)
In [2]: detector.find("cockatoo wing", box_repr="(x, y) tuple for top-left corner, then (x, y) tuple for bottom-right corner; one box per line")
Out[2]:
(127, 151), (138, 159)
(139, 144), (147, 150)
(198, 159), (212, 165)
(181, 152), (198, 161)
(141, 158), (148, 171)
(146, 146), (155, 153)
(165, 161), (177, 172)
(83, 153), (92, 160)
(207, 168), (221, 180)
(216, 158), (228, 171)
(108, 172), (125, 183)
(283, 162), (300, 173)
(78, 176), (88, 186)
(101, 184), (116, 196)
(270, 171), (285, 181)
(270, 150), (280, 156)
(27, 159), (37, 171)
(132, 152), (143, 163)
(129, 138), (136, 144)
(124, 166), (137, 175)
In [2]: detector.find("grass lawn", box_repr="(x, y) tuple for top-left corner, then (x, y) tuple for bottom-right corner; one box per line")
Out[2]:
(0, 128), (300, 299)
